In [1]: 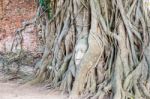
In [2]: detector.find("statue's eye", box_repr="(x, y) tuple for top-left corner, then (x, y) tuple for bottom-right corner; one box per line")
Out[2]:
(81, 49), (85, 53)
(75, 49), (79, 53)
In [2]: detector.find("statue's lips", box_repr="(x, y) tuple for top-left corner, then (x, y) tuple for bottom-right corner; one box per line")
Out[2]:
(75, 59), (81, 65)
(75, 59), (81, 61)
(76, 59), (81, 60)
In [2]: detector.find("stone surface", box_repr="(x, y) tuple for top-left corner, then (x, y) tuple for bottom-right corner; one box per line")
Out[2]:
(75, 38), (88, 66)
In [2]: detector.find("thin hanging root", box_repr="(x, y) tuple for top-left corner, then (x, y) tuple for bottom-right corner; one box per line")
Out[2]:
(82, 69), (96, 94)
(24, 72), (46, 86)
(27, 71), (46, 85)
(60, 55), (76, 93)
(53, 62), (68, 85)
(53, 54), (72, 84)
(60, 71), (73, 93)
(92, 90), (105, 99)
(140, 83), (150, 99)
(85, 73), (91, 93)
(89, 69), (96, 93)
(26, 58), (50, 85)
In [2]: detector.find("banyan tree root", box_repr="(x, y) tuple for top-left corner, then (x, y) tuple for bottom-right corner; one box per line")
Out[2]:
(23, 0), (150, 98)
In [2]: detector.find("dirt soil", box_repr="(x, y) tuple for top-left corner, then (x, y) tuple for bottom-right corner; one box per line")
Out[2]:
(0, 72), (68, 99)
(0, 82), (67, 99)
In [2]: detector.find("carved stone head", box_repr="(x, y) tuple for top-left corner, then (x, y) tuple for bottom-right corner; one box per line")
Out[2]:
(75, 37), (88, 66)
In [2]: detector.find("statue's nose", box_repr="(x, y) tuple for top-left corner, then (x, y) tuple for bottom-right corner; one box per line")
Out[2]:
(76, 51), (82, 59)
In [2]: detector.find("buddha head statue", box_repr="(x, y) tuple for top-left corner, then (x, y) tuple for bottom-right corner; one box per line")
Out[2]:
(75, 36), (88, 66)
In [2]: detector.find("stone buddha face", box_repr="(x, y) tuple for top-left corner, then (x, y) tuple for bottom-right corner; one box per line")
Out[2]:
(75, 38), (88, 66)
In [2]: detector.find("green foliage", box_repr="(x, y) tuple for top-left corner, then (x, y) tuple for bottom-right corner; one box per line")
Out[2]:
(39, 0), (52, 19)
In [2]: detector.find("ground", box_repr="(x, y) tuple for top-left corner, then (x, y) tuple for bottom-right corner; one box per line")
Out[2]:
(0, 72), (67, 99)
(0, 82), (67, 99)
